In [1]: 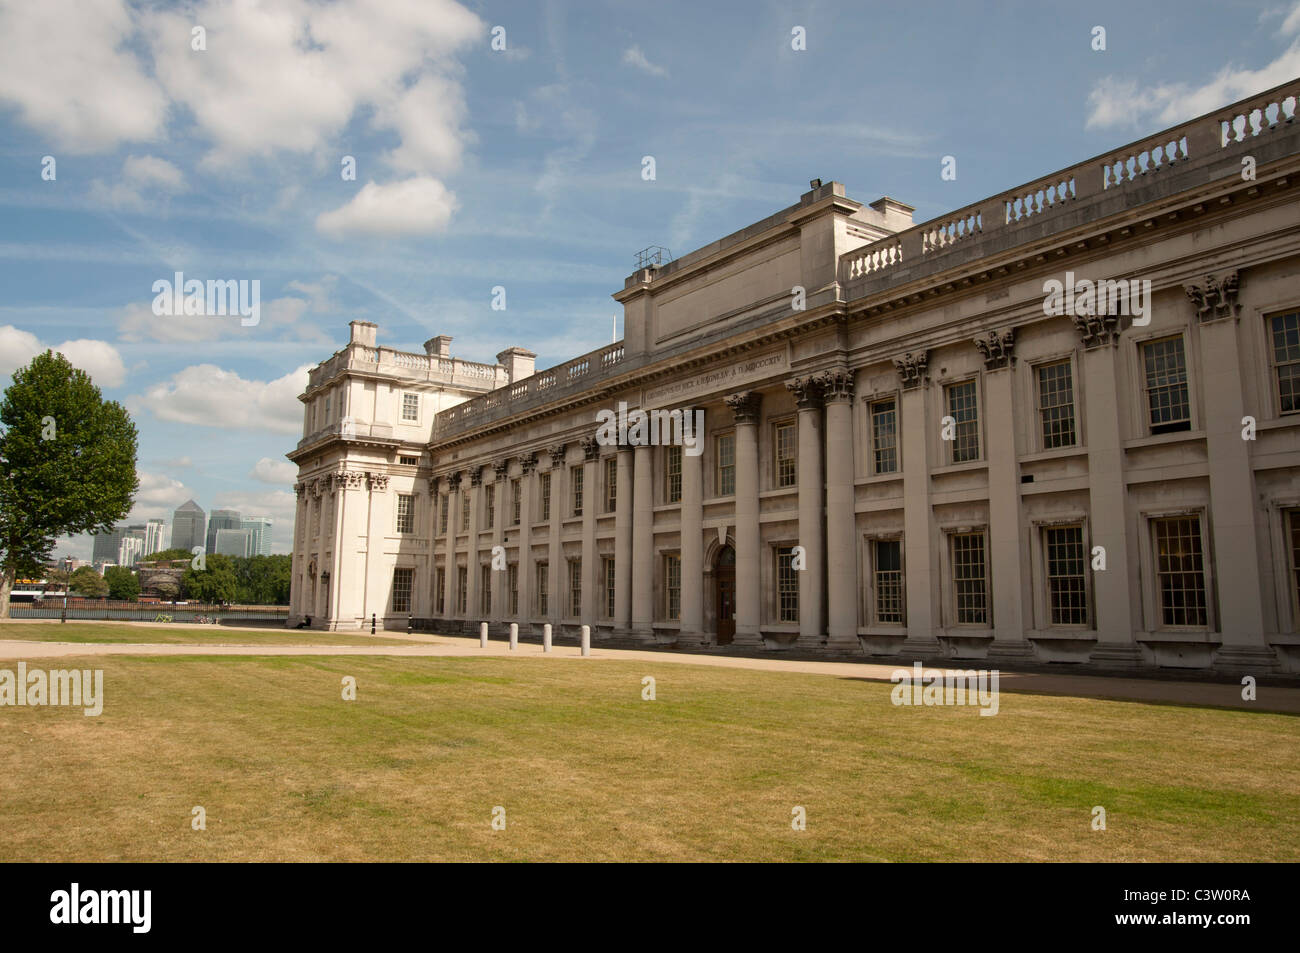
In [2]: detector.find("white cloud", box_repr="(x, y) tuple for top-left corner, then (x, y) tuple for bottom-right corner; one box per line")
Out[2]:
(132, 471), (196, 512)
(316, 178), (459, 238)
(124, 154), (186, 191)
(131, 363), (310, 435)
(0, 326), (126, 387)
(157, 456), (192, 469)
(118, 287), (332, 344)
(0, 0), (168, 151)
(251, 457), (298, 485)
(622, 45), (668, 78)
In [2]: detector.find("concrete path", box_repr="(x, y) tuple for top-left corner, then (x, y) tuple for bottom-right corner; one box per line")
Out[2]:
(0, 624), (1296, 714)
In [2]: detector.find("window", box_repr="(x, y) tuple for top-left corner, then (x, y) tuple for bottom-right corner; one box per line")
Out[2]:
(569, 558), (582, 617)
(323, 395), (330, 421)
(402, 392), (419, 422)
(604, 457), (617, 512)
(873, 539), (904, 624)
(434, 568), (445, 614)
(511, 479), (521, 525)
(665, 445), (682, 502)
(571, 465), (583, 516)
(1036, 361), (1077, 449)
(776, 546), (799, 623)
(540, 473), (551, 521)
(536, 563), (549, 615)
(461, 491), (470, 531)
(456, 567), (467, 614)
(774, 421), (796, 487)
(396, 494), (414, 534)
(1142, 336), (1191, 433)
(391, 568), (413, 613)
(399, 455), (419, 466)
(945, 380), (980, 463)
(1269, 311), (1300, 414)
(716, 433), (735, 496)
(438, 495), (448, 534)
(485, 484), (495, 529)
(952, 532), (988, 625)
(480, 564), (492, 615)
(508, 563), (518, 615)
(665, 554), (681, 620)
(870, 399), (898, 474)
(603, 556), (616, 618)
(1153, 517), (1207, 627)
(1044, 525), (1087, 625)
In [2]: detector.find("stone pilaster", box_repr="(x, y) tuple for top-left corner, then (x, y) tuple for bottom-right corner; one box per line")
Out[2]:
(725, 390), (762, 645)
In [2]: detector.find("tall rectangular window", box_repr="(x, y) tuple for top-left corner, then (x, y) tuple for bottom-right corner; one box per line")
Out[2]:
(774, 421), (797, 487)
(873, 539), (904, 624)
(870, 399), (898, 474)
(456, 567), (467, 614)
(571, 466), (583, 516)
(480, 564), (492, 615)
(604, 457), (617, 512)
(952, 532), (988, 625)
(716, 433), (735, 496)
(511, 479), (521, 525)
(391, 568), (413, 613)
(603, 556), (616, 618)
(396, 494), (414, 534)
(776, 546), (799, 623)
(1037, 361), (1077, 449)
(569, 558), (582, 617)
(324, 395), (331, 421)
(1287, 510), (1300, 623)
(461, 491), (470, 531)
(1044, 525), (1087, 625)
(508, 563), (518, 615)
(1153, 517), (1207, 627)
(540, 473), (551, 521)
(665, 445), (682, 503)
(536, 563), (549, 615)
(438, 495), (448, 534)
(485, 484), (495, 529)
(664, 554), (681, 620)
(434, 568), (445, 614)
(402, 392), (419, 422)
(1142, 337), (1191, 433)
(1269, 311), (1299, 414)
(946, 380), (980, 463)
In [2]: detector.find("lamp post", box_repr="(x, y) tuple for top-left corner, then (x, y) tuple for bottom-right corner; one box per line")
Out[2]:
(60, 555), (72, 623)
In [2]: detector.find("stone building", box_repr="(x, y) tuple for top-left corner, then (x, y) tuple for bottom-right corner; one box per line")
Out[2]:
(287, 79), (1300, 673)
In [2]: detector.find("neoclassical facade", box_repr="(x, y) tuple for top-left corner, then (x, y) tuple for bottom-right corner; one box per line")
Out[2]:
(289, 79), (1300, 673)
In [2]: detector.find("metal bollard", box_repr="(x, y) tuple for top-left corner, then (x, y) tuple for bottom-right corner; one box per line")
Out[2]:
(509, 623), (518, 651)
(542, 623), (552, 653)
(581, 624), (590, 657)
(371, 613), (376, 635)
(479, 622), (488, 648)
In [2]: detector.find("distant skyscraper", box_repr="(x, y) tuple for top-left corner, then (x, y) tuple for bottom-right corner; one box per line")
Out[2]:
(117, 535), (144, 567)
(91, 526), (127, 563)
(206, 509), (242, 553)
(214, 528), (253, 558)
(241, 517), (273, 557)
(172, 500), (206, 553)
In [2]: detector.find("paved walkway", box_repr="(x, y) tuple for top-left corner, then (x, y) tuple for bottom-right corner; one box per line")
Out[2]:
(0, 622), (1296, 713)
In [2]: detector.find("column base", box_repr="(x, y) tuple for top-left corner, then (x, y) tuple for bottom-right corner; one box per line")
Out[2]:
(1213, 644), (1283, 675)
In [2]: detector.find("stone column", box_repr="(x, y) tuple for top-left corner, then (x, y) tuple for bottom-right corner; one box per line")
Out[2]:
(614, 446), (634, 634)
(631, 442), (654, 639)
(332, 470), (368, 628)
(680, 416), (705, 643)
(518, 453), (537, 627)
(291, 483), (307, 619)
(895, 352), (937, 649)
(580, 438), (600, 631)
(547, 445), (566, 627)
(423, 476), (438, 619)
(466, 467), (483, 622)
(787, 375), (827, 644)
(491, 460), (509, 623)
(362, 471), (390, 629)
(821, 369), (858, 648)
(725, 391), (762, 645)
(443, 472), (460, 626)
(976, 329), (1028, 658)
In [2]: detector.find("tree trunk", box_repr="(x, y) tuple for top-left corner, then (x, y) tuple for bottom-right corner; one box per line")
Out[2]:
(0, 568), (14, 619)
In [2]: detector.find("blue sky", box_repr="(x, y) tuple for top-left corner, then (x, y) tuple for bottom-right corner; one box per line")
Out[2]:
(1, 0), (1298, 557)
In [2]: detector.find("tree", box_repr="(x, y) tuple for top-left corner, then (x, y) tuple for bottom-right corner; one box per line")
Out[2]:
(69, 565), (108, 598)
(183, 553), (238, 604)
(104, 566), (140, 601)
(0, 352), (137, 617)
(142, 547), (195, 563)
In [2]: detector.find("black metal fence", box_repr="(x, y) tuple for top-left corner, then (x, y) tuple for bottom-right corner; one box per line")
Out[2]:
(7, 600), (290, 626)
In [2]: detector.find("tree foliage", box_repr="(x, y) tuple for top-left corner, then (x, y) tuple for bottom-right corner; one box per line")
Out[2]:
(0, 352), (137, 616)
(104, 566), (140, 601)
(69, 565), (108, 598)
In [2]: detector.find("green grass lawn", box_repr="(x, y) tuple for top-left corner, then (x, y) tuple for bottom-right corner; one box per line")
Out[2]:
(0, 621), (413, 646)
(1, 652), (1296, 861)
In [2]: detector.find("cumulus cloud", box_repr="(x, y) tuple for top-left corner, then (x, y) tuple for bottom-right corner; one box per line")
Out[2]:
(118, 285), (332, 344)
(130, 363), (310, 435)
(315, 178), (459, 238)
(133, 471), (196, 512)
(622, 45), (668, 77)
(0, 325), (127, 387)
(251, 457), (298, 485)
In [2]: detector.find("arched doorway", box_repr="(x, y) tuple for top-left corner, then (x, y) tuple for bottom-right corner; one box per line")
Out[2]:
(714, 545), (735, 645)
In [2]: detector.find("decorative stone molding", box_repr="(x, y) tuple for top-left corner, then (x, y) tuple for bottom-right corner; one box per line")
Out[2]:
(580, 436), (601, 460)
(519, 452), (538, 475)
(310, 479), (324, 498)
(469, 467), (484, 487)
(973, 328), (1016, 370)
(785, 374), (827, 409)
(817, 367), (855, 403)
(1073, 313), (1120, 349)
(446, 471), (462, 492)
(892, 350), (929, 389)
(368, 472), (389, 492)
(336, 470), (367, 491)
(493, 459), (510, 481)
(548, 444), (567, 468)
(1183, 270), (1240, 323)
(293, 482), (306, 499)
(724, 390), (762, 424)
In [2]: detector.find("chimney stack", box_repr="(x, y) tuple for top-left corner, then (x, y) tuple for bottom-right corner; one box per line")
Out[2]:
(349, 321), (378, 347)
(424, 335), (453, 359)
(497, 347), (537, 383)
